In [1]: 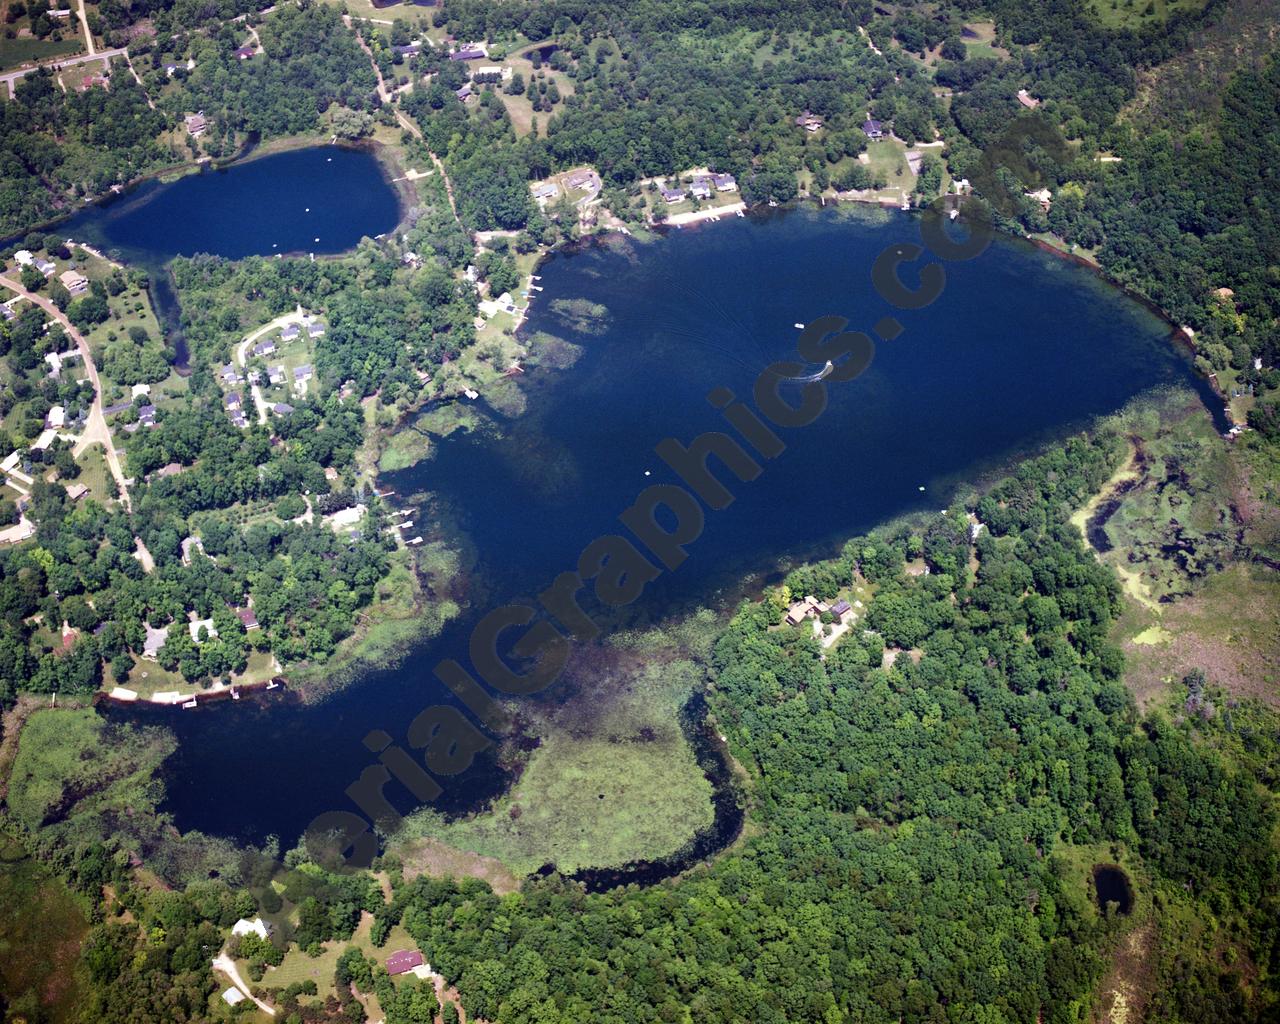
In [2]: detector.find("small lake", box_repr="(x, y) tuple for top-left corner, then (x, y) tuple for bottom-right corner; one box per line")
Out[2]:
(63, 146), (401, 262)
(1093, 864), (1134, 914)
(61, 146), (401, 363)
(110, 206), (1215, 878)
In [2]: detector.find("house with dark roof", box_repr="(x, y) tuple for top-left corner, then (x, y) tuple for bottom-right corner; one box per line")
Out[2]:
(690, 176), (712, 200)
(252, 339), (276, 358)
(138, 405), (157, 428)
(237, 607), (259, 630)
(862, 118), (884, 140)
(660, 187), (686, 203)
(450, 45), (486, 60)
(712, 172), (737, 192)
(280, 323), (300, 342)
(272, 403), (294, 416)
(268, 365), (286, 386)
(293, 364), (313, 382)
(224, 392), (242, 412)
(386, 950), (425, 976)
(234, 45), (256, 59)
(306, 319), (325, 338)
(219, 363), (243, 385)
(185, 112), (207, 136)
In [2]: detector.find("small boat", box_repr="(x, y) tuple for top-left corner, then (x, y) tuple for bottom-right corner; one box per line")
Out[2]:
(794, 322), (805, 329)
(948, 208), (959, 220)
(231, 688), (240, 700)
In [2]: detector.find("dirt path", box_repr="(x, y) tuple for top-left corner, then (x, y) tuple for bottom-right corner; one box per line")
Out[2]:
(342, 15), (464, 231)
(0, 274), (132, 512)
(212, 953), (277, 1016)
(123, 52), (154, 108)
(77, 0), (96, 56)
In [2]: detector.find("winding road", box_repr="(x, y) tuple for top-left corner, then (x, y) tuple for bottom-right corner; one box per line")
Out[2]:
(0, 274), (132, 511)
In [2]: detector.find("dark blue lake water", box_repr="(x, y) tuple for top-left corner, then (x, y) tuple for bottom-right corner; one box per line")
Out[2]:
(61, 146), (401, 365)
(63, 145), (401, 260)
(123, 206), (1214, 861)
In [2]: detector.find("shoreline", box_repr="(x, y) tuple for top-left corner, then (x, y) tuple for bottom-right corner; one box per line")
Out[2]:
(0, 133), (410, 252)
(77, 178), (1229, 718)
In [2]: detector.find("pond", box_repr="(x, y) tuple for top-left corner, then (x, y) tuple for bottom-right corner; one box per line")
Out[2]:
(61, 146), (402, 362)
(1093, 863), (1134, 914)
(113, 206), (1216, 881)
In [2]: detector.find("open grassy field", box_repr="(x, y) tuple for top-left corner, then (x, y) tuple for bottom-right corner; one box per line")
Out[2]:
(0, 32), (84, 73)
(960, 21), (1010, 61)
(1085, 0), (1210, 29)
(0, 838), (88, 1023)
(496, 44), (577, 137)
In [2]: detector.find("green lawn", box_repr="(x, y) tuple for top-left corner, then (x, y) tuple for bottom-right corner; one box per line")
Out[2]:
(0, 33), (84, 73)
(256, 912), (417, 1006)
(73, 445), (110, 502)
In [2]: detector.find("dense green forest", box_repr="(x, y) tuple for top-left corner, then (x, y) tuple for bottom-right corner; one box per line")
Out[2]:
(9, 435), (1275, 1022)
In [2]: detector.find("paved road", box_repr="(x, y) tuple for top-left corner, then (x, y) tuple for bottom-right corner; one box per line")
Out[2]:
(0, 47), (126, 95)
(0, 274), (132, 511)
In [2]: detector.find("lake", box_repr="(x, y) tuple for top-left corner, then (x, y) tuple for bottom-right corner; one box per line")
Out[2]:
(61, 146), (402, 361)
(115, 205), (1216, 870)
(63, 145), (401, 261)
